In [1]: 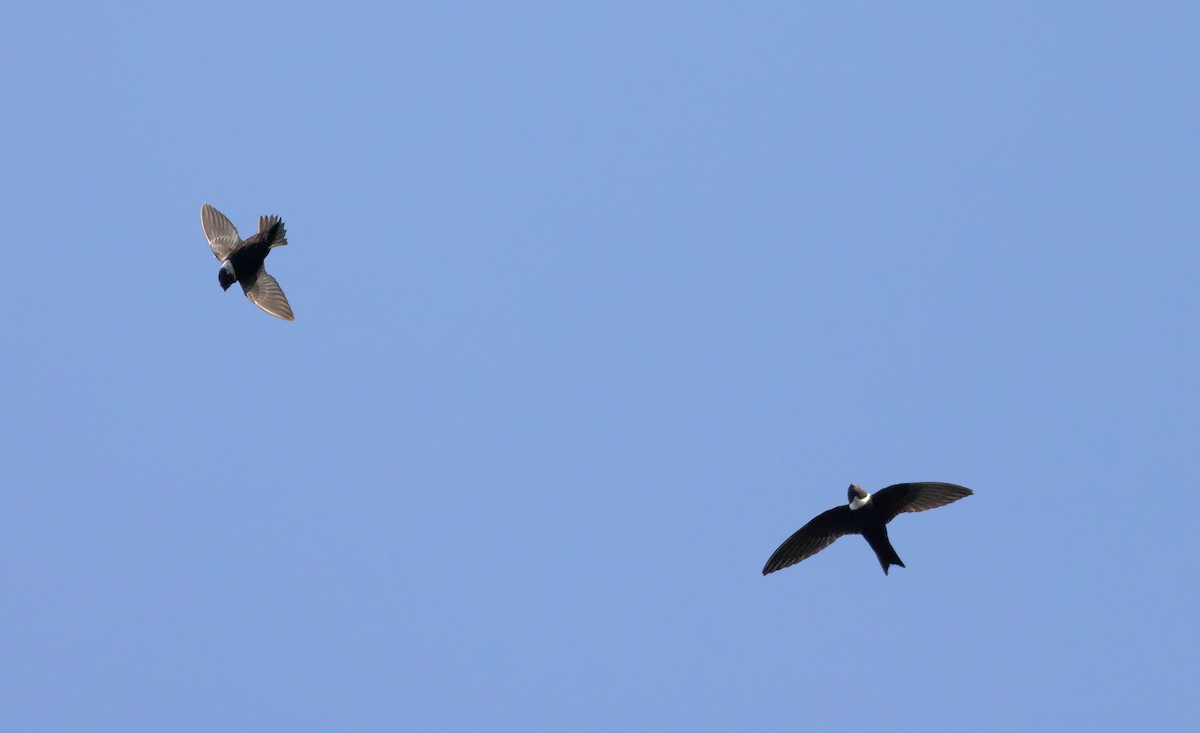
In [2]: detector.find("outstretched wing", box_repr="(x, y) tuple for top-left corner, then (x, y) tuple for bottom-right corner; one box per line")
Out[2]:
(243, 269), (295, 321)
(762, 505), (854, 575)
(872, 482), (972, 524)
(201, 203), (241, 261)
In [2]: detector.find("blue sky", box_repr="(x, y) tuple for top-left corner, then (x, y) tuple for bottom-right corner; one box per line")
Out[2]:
(2, 2), (1197, 730)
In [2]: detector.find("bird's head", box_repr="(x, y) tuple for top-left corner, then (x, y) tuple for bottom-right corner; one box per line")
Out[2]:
(848, 484), (871, 510)
(218, 261), (236, 291)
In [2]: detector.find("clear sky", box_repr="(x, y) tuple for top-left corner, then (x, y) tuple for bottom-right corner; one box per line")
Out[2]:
(2, 2), (1197, 730)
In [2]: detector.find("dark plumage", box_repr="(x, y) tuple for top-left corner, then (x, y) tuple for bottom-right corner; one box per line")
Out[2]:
(762, 482), (972, 576)
(201, 203), (295, 320)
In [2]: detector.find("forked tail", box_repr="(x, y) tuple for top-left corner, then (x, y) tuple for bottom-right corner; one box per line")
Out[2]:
(864, 526), (905, 575)
(258, 215), (288, 247)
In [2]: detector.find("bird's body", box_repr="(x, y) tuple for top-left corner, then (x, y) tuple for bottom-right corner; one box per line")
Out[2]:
(201, 203), (294, 320)
(762, 482), (972, 576)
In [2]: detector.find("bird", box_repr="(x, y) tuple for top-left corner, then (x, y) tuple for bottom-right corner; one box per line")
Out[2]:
(201, 203), (295, 320)
(762, 482), (972, 576)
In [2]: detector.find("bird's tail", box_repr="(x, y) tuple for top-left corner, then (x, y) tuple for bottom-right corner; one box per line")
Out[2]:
(864, 527), (906, 575)
(258, 215), (288, 247)
(881, 549), (905, 576)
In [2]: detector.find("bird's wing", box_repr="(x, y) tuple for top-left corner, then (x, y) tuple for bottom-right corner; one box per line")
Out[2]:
(872, 482), (972, 524)
(243, 269), (295, 321)
(201, 203), (241, 261)
(762, 505), (854, 575)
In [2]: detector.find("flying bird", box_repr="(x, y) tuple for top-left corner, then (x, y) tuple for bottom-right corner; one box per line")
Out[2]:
(201, 203), (295, 320)
(762, 482), (972, 576)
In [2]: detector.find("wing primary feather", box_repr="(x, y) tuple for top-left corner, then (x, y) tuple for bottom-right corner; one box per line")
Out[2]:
(872, 482), (972, 523)
(201, 203), (242, 261)
(243, 269), (295, 321)
(762, 505), (852, 575)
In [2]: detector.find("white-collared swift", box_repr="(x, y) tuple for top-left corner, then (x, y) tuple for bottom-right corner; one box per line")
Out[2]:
(201, 203), (295, 320)
(762, 482), (972, 576)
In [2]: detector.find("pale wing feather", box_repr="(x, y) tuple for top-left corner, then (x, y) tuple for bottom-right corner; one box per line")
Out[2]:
(244, 270), (295, 321)
(201, 203), (242, 261)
